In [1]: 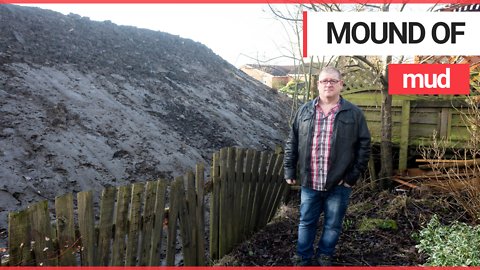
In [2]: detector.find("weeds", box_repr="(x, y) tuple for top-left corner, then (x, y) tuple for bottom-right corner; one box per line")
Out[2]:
(418, 96), (480, 222)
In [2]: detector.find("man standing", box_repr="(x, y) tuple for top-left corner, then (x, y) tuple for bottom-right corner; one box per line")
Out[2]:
(284, 66), (371, 266)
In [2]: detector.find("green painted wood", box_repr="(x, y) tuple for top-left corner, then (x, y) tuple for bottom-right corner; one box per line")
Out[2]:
(209, 152), (221, 260)
(29, 200), (56, 266)
(440, 108), (450, 138)
(368, 151), (378, 183)
(399, 100), (411, 172)
(8, 208), (34, 265)
(125, 183), (144, 266)
(111, 185), (131, 266)
(195, 163), (206, 266)
(54, 193), (76, 265)
(139, 181), (157, 266)
(148, 179), (167, 266)
(451, 110), (470, 125)
(447, 108), (453, 139)
(344, 92), (471, 148)
(97, 186), (117, 266)
(77, 191), (95, 266)
(409, 123), (439, 137)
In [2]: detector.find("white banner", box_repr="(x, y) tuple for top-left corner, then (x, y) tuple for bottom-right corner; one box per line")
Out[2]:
(306, 12), (480, 56)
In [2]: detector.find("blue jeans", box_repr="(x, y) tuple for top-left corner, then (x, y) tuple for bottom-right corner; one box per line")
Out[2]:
(297, 185), (352, 260)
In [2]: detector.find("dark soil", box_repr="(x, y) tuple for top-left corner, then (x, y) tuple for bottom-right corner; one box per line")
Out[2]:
(216, 182), (466, 266)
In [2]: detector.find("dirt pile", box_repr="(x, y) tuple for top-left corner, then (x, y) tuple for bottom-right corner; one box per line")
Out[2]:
(0, 4), (291, 240)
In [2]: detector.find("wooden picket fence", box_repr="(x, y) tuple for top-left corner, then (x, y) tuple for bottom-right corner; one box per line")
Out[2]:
(5, 147), (287, 266)
(209, 147), (287, 260)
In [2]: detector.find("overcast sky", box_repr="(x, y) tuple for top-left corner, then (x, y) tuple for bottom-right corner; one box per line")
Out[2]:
(21, 4), (295, 67)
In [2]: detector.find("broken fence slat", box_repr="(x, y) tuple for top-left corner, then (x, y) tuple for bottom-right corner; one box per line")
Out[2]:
(415, 158), (478, 163)
(391, 177), (419, 189)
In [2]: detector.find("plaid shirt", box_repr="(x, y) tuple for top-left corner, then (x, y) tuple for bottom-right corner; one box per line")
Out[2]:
(310, 99), (341, 191)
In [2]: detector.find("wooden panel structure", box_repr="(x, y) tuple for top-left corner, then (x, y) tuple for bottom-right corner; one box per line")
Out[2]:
(343, 91), (473, 170)
(208, 147), (287, 261)
(7, 149), (286, 266)
(6, 178), (182, 266)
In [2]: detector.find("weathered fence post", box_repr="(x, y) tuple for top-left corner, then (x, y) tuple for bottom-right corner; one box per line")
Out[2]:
(111, 185), (131, 266)
(125, 183), (144, 266)
(148, 180), (167, 266)
(210, 152), (221, 261)
(55, 193), (76, 266)
(77, 190), (95, 266)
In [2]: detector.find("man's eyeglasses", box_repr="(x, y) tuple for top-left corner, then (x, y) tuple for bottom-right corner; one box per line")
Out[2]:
(318, 79), (341, 85)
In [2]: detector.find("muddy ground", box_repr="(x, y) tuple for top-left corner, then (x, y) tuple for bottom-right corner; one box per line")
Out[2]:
(216, 181), (467, 266)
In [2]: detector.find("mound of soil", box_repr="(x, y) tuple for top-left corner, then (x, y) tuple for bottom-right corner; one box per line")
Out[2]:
(0, 4), (291, 243)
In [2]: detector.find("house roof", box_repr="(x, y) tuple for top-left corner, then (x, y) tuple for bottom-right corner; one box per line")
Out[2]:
(242, 64), (292, 76)
(242, 63), (323, 76)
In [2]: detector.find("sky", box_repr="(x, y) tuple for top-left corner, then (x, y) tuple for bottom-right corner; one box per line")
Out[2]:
(21, 4), (296, 67)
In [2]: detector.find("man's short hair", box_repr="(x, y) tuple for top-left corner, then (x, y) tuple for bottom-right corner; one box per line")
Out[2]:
(320, 66), (342, 80)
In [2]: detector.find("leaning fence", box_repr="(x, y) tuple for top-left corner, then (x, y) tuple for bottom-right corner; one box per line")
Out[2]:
(4, 147), (287, 266)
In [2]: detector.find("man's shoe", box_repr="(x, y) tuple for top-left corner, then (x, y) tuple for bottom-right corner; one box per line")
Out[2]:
(315, 254), (333, 266)
(295, 258), (313, 266)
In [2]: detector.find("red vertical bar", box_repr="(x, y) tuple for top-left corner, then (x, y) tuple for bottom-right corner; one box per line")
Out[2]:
(302, 11), (307, 58)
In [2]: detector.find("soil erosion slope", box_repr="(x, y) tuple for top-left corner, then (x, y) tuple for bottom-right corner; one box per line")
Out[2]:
(0, 4), (291, 239)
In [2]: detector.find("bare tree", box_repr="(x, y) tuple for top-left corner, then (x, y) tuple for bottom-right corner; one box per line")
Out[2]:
(265, 3), (440, 188)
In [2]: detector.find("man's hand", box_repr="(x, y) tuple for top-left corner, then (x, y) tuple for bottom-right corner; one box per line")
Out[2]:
(338, 180), (352, 188)
(286, 179), (296, 185)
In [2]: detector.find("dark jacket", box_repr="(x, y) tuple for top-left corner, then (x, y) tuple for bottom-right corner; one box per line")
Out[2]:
(284, 97), (371, 190)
